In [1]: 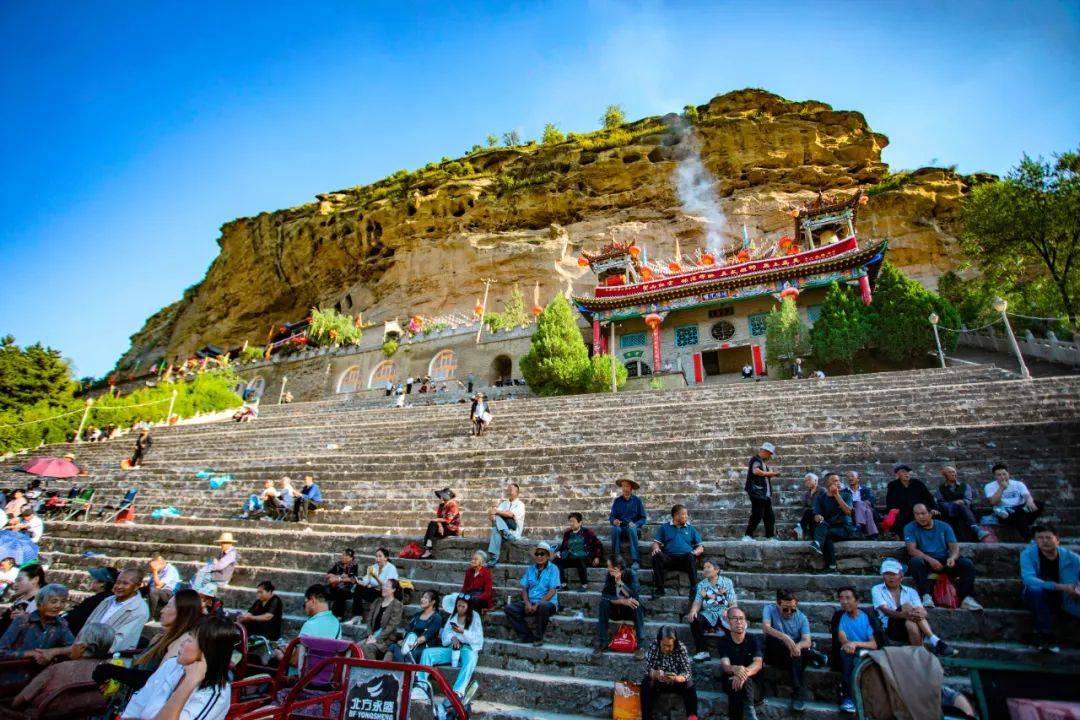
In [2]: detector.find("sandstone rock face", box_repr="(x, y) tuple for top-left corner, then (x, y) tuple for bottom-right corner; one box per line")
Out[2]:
(116, 89), (981, 371)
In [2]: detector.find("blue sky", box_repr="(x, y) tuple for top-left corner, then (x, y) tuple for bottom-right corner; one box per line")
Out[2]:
(1, 1), (1077, 378)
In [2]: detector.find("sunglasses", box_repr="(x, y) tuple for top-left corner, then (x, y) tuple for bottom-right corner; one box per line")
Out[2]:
(533, 550), (549, 556)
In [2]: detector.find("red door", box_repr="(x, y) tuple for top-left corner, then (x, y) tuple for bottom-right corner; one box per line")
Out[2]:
(692, 353), (703, 384)
(751, 345), (765, 376)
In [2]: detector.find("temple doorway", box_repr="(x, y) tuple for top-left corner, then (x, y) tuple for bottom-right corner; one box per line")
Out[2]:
(625, 360), (652, 378)
(700, 346), (752, 378)
(490, 354), (512, 384)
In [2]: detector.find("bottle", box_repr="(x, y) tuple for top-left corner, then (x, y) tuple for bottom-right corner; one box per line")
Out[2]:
(451, 648), (461, 668)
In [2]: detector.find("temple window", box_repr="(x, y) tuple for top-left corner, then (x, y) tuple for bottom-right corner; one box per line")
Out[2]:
(748, 313), (768, 337)
(337, 366), (365, 393)
(625, 360), (652, 377)
(619, 332), (647, 349)
(365, 361), (396, 390)
(710, 321), (736, 341)
(428, 349), (458, 381)
(807, 304), (823, 324)
(674, 325), (699, 348)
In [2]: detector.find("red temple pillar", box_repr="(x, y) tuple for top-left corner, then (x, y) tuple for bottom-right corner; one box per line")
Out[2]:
(651, 325), (661, 370)
(592, 317), (602, 355)
(858, 275), (873, 305)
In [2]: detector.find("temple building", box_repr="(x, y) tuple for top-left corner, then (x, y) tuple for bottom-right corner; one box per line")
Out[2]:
(572, 192), (888, 381)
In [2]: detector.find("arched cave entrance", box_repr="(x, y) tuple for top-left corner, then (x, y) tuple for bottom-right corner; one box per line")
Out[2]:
(490, 354), (512, 385)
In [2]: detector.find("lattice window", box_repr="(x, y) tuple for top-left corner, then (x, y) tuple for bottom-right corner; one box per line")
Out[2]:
(807, 305), (823, 324)
(620, 332), (647, 348)
(366, 361), (396, 390)
(748, 313), (768, 337)
(428, 349), (457, 381)
(674, 325), (699, 347)
(710, 321), (735, 341)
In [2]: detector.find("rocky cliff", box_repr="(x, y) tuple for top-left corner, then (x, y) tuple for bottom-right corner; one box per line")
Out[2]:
(116, 89), (982, 371)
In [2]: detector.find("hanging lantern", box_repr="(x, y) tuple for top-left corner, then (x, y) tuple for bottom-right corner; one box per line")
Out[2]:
(668, 261), (682, 273)
(700, 253), (715, 266)
(577, 256), (590, 267)
(786, 245), (800, 255)
(644, 313), (662, 330)
(859, 194), (869, 205)
(532, 304), (544, 317)
(788, 209), (800, 218)
(736, 249), (750, 263)
(780, 285), (800, 301)
(473, 299), (483, 316)
(627, 245), (641, 258)
(778, 235), (794, 251)
(640, 267), (653, 281)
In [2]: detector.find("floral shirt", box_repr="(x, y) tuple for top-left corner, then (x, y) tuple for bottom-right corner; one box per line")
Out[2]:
(643, 642), (692, 679)
(438, 500), (461, 535)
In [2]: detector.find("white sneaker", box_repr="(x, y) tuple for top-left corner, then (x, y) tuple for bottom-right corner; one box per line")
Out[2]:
(692, 651), (710, 662)
(741, 535), (754, 542)
(921, 594), (936, 608)
(961, 596), (983, 611)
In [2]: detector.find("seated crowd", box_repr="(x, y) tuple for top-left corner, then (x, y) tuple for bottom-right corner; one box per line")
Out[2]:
(0, 440), (1073, 719)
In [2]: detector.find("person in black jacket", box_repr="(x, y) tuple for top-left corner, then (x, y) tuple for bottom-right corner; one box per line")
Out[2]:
(325, 548), (361, 619)
(64, 566), (118, 636)
(131, 428), (152, 467)
(884, 464), (936, 535)
(743, 442), (779, 541)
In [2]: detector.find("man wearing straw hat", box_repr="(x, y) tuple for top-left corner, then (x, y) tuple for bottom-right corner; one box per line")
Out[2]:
(194, 532), (239, 587)
(609, 478), (647, 569)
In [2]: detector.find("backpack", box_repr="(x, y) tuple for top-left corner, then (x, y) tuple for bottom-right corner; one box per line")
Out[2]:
(608, 624), (637, 653)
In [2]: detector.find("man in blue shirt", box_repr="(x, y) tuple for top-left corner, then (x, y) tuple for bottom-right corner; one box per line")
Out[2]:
(609, 479), (647, 568)
(905, 503), (981, 610)
(505, 541), (560, 646)
(832, 586), (879, 714)
(650, 504), (704, 600)
(295, 475), (323, 521)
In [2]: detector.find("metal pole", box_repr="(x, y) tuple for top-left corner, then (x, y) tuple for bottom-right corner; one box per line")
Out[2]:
(75, 398), (93, 444)
(929, 313), (945, 369)
(166, 388), (178, 422)
(278, 375), (288, 404)
(995, 298), (1031, 379)
(609, 322), (617, 393)
(476, 278), (495, 344)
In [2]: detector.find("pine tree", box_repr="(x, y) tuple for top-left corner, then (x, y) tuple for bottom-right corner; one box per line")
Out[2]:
(519, 295), (590, 395)
(541, 123), (565, 145)
(764, 298), (808, 379)
(869, 262), (961, 366)
(582, 354), (628, 392)
(809, 283), (871, 373)
(501, 284), (531, 328)
(0, 335), (74, 412)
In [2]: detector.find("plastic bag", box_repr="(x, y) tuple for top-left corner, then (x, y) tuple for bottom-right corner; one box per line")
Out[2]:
(399, 541), (424, 559)
(608, 623), (637, 653)
(933, 573), (960, 609)
(613, 680), (642, 720)
(880, 508), (900, 534)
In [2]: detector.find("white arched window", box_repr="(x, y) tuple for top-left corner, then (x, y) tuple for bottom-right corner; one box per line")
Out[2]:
(428, 349), (457, 381)
(367, 360), (397, 390)
(336, 366), (365, 394)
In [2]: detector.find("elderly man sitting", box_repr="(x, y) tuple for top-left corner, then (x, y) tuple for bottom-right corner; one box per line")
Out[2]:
(0, 584), (74, 663)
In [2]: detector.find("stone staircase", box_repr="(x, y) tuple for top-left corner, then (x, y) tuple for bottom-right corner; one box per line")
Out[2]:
(16, 365), (1080, 719)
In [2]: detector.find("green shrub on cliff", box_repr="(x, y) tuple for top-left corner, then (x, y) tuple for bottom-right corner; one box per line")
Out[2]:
(308, 307), (363, 347)
(602, 104), (626, 129)
(542, 123), (565, 145)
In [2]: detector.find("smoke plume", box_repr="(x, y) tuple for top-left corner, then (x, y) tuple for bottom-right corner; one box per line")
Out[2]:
(672, 125), (728, 257)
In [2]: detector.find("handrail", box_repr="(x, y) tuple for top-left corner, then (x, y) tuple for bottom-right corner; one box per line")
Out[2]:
(275, 656), (468, 720)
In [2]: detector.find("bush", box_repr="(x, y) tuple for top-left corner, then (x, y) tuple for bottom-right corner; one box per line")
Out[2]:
(765, 298), (809, 378)
(582, 354), (628, 392)
(519, 295), (590, 396)
(810, 283), (872, 373)
(542, 123), (565, 145)
(578, 129), (632, 152)
(0, 370), (243, 455)
(382, 339), (398, 357)
(602, 104), (626, 129)
(869, 262), (960, 366)
(682, 104), (700, 124)
(308, 308), (363, 347)
(237, 345), (265, 364)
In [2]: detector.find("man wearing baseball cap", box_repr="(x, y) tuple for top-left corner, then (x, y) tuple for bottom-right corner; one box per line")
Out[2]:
(504, 541), (560, 646)
(743, 442), (779, 541)
(885, 464), (937, 536)
(871, 558), (955, 656)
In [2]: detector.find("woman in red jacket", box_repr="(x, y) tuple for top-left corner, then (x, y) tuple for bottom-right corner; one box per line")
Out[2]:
(420, 488), (461, 559)
(460, 550), (493, 611)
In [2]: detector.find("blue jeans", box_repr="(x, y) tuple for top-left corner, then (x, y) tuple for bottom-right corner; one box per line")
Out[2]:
(596, 597), (645, 646)
(1023, 586), (1063, 635)
(417, 645), (478, 696)
(840, 650), (858, 701)
(610, 525), (640, 562)
(486, 517), (519, 562)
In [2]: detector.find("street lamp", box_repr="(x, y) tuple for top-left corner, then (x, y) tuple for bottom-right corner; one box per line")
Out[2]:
(993, 296), (1031, 379)
(928, 312), (945, 368)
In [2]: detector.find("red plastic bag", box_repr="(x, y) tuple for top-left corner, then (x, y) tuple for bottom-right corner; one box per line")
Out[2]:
(608, 623), (637, 653)
(398, 542), (424, 559)
(933, 573), (960, 609)
(880, 508), (900, 534)
(115, 507), (136, 524)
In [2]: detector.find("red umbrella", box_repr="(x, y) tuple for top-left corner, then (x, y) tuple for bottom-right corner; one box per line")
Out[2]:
(21, 456), (81, 478)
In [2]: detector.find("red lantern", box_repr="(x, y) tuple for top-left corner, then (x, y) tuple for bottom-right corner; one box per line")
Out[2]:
(778, 235), (794, 251)
(627, 246), (641, 258)
(644, 313), (662, 330)
(668, 261), (682, 273)
(859, 194), (869, 205)
(532, 304), (543, 317)
(577, 256), (590, 267)
(780, 286), (800, 301)
(788, 209), (800, 218)
(700, 253), (715, 266)
(640, 267), (653, 281)
(736, 249), (750, 263)
(786, 245), (800, 255)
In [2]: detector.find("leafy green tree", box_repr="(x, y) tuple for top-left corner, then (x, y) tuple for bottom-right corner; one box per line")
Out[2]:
(809, 283), (871, 373)
(486, 134), (498, 147)
(961, 149), (1080, 324)
(764, 298), (808, 378)
(582, 354), (628, 392)
(519, 294), (590, 395)
(601, 104), (626, 130)
(502, 129), (521, 147)
(682, 104), (700, 124)
(869, 262), (961, 366)
(0, 335), (73, 412)
(541, 123), (565, 145)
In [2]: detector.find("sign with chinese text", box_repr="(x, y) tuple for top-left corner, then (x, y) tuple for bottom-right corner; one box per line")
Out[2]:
(345, 666), (405, 720)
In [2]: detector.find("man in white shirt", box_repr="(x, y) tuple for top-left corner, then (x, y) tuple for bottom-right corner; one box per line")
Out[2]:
(984, 463), (1044, 541)
(145, 554), (182, 620)
(870, 558), (954, 656)
(14, 507), (44, 543)
(486, 483), (526, 567)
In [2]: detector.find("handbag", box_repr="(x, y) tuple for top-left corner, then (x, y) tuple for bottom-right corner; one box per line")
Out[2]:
(880, 508), (900, 534)
(399, 542), (424, 559)
(612, 680), (642, 720)
(933, 573), (960, 609)
(608, 623), (637, 653)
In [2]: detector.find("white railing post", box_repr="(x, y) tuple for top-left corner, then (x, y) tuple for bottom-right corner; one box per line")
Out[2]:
(74, 397), (93, 444)
(166, 388), (178, 422)
(994, 298), (1031, 380)
(278, 375), (288, 404)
